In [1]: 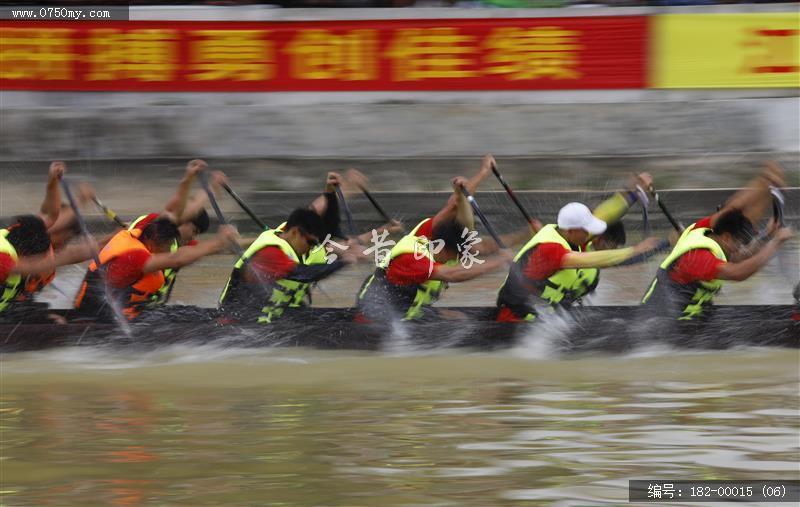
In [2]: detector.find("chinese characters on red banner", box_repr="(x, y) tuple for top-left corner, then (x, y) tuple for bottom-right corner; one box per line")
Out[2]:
(0, 18), (647, 91)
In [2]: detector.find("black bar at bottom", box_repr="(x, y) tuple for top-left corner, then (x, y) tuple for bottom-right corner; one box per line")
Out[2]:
(629, 480), (800, 502)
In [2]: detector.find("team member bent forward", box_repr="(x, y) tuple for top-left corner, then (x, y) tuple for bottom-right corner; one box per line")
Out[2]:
(219, 208), (356, 324)
(496, 185), (661, 322)
(641, 162), (792, 321)
(74, 218), (238, 321)
(356, 162), (515, 322)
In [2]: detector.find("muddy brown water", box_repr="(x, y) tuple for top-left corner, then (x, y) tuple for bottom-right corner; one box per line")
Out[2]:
(4, 238), (799, 506)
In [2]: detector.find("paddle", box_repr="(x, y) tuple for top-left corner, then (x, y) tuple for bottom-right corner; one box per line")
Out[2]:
(221, 182), (267, 231)
(768, 186), (795, 293)
(648, 185), (684, 233)
(357, 184), (401, 230)
(199, 172), (240, 250)
(335, 186), (358, 240)
(770, 186), (785, 228)
(490, 162), (537, 230)
(92, 196), (128, 229)
(458, 185), (507, 249)
(60, 177), (132, 336)
(635, 185), (651, 236)
(201, 172), (304, 311)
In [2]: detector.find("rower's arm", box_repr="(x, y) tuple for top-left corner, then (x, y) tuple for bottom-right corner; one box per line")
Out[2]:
(592, 192), (637, 224)
(174, 171), (227, 225)
(716, 230), (790, 281)
(11, 256), (53, 276)
(592, 172), (652, 224)
(163, 159), (205, 223)
(561, 248), (635, 269)
(711, 161), (784, 228)
(310, 172), (342, 216)
(40, 161), (65, 229)
(430, 250), (511, 283)
(562, 237), (661, 269)
(616, 239), (671, 266)
(285, 261), (348, 284)
(12, 241), (95, 275)
(142, 226), (236, 273)
(143, 240), (221, 273)
(47, 184), (100, 246)
(180, 191), (209, 224)
(432, 154), (495, 231)
(54, 241), (97, 267)
(453, 181), (474, 231)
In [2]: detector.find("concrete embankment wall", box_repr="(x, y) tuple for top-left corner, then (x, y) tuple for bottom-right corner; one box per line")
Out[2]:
(2, 92), (798, 161)
(1, 5), (797, 224)
(1, 5), (798, 164)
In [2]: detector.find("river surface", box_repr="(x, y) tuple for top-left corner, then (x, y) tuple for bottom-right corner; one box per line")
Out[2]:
(3, 239), (799, 506)
(2, 343), (799, 506)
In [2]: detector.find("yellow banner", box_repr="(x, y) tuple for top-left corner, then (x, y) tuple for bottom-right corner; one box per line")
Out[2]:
(654, 13), (800, 88)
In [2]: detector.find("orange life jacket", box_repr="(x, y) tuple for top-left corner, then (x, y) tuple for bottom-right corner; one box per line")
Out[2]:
(74, 229), (165, 320)
(17, 246), (55, 301)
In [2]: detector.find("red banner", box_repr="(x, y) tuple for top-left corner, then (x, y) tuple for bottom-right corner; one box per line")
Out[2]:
(0, 18), (647, 91)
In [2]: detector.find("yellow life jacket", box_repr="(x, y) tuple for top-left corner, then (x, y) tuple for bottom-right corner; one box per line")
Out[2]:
(272, 221), (333, 306)
(641, 224), (726, 321)
(219, 227), (304, 324)
(357, 218), (448, 321)
(128, 214), (179, 307)
(297, 244), (329, 305)
(74, 229), (165, 320)
(496, 224), (599, 319)
(0, 229), (22, 313)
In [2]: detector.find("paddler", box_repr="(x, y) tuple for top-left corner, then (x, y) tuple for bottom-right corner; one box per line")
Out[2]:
(218, 207), (358, 324)
(123, 160), (228, 308)
(495, 173), (662, 322)
(73, 217), (238, 321)
(1, 215), (57, 319)
(7, 161), (71, 305)
(355, 154), (517, 322)
(293, 171), (402, 306)
(125, 159), (221, 242)
(1, 214), (99, 322)
(308, 170), (403, 247)
(642, 162), (793, 321)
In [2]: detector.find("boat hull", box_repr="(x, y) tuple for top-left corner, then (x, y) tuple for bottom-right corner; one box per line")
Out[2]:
(1, 305), (796, 353)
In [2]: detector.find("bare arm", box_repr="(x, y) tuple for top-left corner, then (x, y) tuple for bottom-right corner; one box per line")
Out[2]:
(430, 250), (512, 283)
(143, 238), (222, 273)
(142, 225), (238, 273)
(12, 241), (96, 275)
(47, 183), (99, 242)
(432, 154), (495, 231)
(162, 159), (206, 222)
(310, 172), (341, 215)
(179, 170), (229, 224)
(710, 161), (784, 228)
(39, 161), (65, 229)
(180, 191), (209, 224)
(716, 230), (791, 281)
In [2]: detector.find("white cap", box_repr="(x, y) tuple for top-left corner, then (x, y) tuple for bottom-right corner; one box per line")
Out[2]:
(557, 202), (607, 235)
